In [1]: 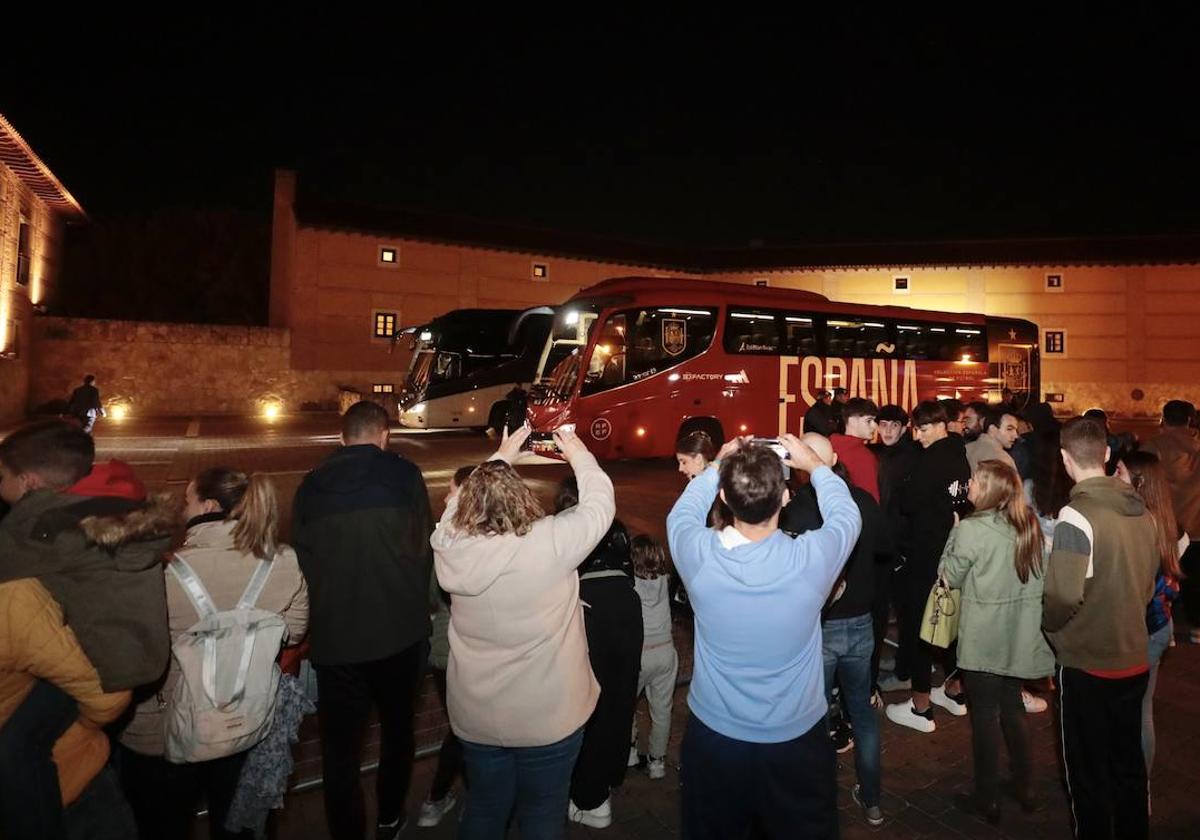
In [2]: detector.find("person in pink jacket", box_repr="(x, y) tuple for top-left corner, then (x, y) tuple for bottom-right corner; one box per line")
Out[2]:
(431, 425), (615, 840)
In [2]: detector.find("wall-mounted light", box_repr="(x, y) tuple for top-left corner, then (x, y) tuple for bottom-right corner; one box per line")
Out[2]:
(262, 402), (282, 420)
(109, 404), (129, 421)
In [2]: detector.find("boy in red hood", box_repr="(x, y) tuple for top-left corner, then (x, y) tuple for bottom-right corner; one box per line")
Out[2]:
(830, 398), (881, 503)
(0, 421), (174, 838)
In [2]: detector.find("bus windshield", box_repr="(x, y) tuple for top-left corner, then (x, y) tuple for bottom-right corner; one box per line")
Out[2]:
(532, 307), (600, 402)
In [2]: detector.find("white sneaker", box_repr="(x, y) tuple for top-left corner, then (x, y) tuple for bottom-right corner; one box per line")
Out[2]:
(886, 700), (936, 733)
(930, 684), (968, 717)
(1022, 689), (1048, 713)
(647, 756), (666, 779)
(416, 792), (457, 827)
(568, 798), (613, 829)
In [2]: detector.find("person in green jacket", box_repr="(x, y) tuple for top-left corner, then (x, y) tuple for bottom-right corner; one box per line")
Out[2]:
(940, 459), (1053, 823)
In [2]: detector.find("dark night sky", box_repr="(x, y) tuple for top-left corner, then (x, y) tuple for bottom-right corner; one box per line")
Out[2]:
(3, 10), (1199, 248)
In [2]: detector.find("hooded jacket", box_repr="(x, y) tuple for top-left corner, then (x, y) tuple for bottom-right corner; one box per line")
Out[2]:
(292, 444), (433, 666)
(430, 449), (613, 748)
(1141, 426), (1200, 536)
(940, 511), (1054, 679)
(119, 517), (309, 756)
(829, 434), (880, 502)
(667, 465), (860, 743)
(0, 580), (131, 805)
(1042, 476), (1159, 672)
(964, 434), (1017, 475)
(0, 461), (174, 692)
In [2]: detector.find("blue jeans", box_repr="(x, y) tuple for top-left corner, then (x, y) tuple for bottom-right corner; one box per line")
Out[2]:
(822, 612), (881, 806)
(459, 728), (583, 840)
(1142, 621), (1172, 772)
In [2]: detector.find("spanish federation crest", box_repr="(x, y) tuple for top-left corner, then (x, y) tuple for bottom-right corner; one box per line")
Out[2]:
(662, 318), (687, 356)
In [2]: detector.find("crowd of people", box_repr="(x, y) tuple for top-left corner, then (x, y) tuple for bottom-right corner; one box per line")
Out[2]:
(0, 391), (1196, 839)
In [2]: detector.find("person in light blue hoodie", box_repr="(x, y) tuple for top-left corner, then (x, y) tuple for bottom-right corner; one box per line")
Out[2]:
(668, 433), (861, 840)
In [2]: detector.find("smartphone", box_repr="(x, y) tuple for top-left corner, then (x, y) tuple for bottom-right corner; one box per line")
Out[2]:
(749, 437), (790, 479)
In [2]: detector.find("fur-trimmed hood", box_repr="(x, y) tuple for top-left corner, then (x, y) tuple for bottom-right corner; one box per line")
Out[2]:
(79, 492), (177, 551)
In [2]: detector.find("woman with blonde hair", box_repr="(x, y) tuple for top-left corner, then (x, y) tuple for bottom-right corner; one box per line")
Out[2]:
(117, 468), (308, 840)
(1115, 450), (1185, 774)
(431, 426), (615, 839)
(940, 460), (1052, 823)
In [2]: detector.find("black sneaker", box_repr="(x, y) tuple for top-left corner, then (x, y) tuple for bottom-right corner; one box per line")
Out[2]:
(375, 817), (408, 840)
(830, 719), (855, 753)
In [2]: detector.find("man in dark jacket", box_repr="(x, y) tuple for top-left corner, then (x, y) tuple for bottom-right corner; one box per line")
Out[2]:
(868, 405), (919, 697)
(780, 433), (891, 827)
(65, 375), (104, 433)
(293, 401), (434, 840)
(884, 401), (971, 734)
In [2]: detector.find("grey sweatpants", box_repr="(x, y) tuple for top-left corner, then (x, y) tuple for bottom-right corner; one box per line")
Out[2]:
(632, 642), (679, 759)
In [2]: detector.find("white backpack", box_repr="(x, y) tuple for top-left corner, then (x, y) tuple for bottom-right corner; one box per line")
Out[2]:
(164, 554), (287, 763)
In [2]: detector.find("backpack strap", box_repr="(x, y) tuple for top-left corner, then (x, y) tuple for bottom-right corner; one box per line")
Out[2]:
(168, 555), (218, 619)
(237, 555), (275, 610)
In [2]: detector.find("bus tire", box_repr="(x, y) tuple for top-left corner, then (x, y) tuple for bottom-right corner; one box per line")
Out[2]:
(677, 417), (724, 450)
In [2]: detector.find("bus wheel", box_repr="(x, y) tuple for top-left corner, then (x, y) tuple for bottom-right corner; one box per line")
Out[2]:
(677, 417), (724, 450)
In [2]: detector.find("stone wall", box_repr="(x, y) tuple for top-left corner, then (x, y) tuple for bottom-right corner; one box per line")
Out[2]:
(29, 316), (409, 417)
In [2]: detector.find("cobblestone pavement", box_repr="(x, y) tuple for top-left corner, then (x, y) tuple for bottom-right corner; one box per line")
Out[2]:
(68, 414), (1200, 838)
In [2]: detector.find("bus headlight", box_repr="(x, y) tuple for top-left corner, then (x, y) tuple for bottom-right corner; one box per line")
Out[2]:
(410, 402), (426, 414)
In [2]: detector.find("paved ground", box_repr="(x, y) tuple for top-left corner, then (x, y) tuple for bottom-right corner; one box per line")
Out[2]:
(57, 414), (1200, 837)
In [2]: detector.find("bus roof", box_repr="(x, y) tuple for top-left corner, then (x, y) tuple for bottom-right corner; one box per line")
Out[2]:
(567, 275), (1018, 326)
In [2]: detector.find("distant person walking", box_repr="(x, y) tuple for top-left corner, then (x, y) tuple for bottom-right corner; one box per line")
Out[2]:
(65, 374), (104, 433)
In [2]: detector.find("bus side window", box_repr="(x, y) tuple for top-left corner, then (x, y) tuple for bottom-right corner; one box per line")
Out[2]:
(724, 310), (782, 354)
(782, 314), (816, 356)
(582, 307), (717, 395)
(823, 317), (891, 358)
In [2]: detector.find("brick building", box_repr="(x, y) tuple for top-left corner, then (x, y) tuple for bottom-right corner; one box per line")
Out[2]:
(269, 169), (1200, 416)
(0, 113), (85, 424)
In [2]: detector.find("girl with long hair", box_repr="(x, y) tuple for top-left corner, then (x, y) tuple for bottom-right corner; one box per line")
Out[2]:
(675, 431), (729, 529)
(117, 468), (308, 840)
(940, 460), (1053, 822)
(1115, 450), (1185, 774)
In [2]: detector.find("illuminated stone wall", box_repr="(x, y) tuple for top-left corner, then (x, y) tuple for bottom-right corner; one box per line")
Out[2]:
(27, 316), (406, 417)
(0, 161), (62, 425)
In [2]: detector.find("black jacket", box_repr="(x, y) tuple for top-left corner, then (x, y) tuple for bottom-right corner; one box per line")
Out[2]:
(781, 482), (892, 619)
(897, 435), (971, 572)
(66, 384), (102, 415)
(293, 444), (433, 666)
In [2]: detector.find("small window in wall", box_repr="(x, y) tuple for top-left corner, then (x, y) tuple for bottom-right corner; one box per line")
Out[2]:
(378, 246), (399, 267)
(532, 262), (549, 281)
(372, 383), (395, 394)
(373, 311), (398, 339)
(1044, 329), (1067, 356)
(754, 278), (769, 287)
(16, 219), (31, 286)
(1045, 272), (1064, 292)
(893, 275), (910, 294)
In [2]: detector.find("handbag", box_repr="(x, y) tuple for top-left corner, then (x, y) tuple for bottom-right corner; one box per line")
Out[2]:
(919, 576), (961, 648)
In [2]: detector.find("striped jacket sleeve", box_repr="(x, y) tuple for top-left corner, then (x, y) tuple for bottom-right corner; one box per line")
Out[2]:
(1042, 504), (1094, 632)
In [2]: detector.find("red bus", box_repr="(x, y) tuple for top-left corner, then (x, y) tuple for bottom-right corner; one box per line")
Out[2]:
(525, 276), (1039, 459)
